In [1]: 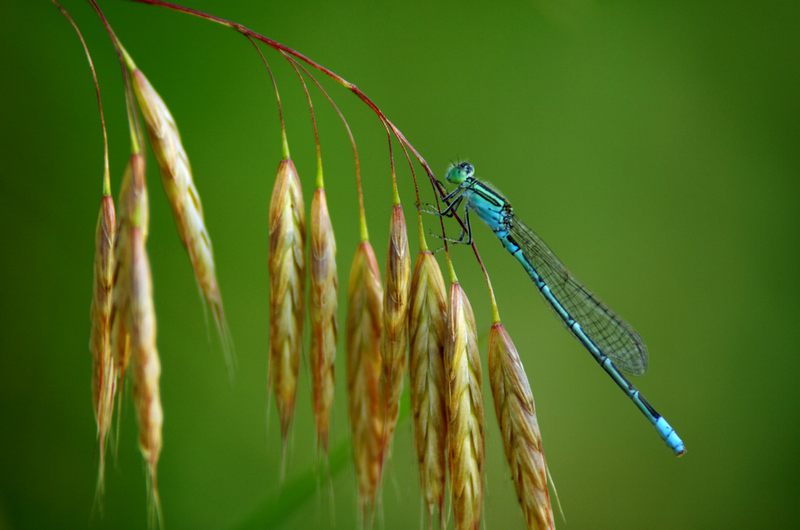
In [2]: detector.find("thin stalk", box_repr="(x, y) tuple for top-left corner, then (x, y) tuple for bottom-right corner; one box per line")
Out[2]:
(282, 52), (324, 193)
(281, 54), (366, 241)
(248, 37), (289, 160)
(126, 0), (493, 309)
(52, 0), (110, 194)
(127, 0), (436, 181)
(125, 0), (486, 262)
(89, 0), (143, 154)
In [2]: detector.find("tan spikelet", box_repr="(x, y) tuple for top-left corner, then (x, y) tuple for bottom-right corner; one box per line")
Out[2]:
(268, 159), (306, 450)
(110, 154), (147, 384)
(111, 153), (164, 527)
(131, 68), (233, 374)
(309, 187), (337, 454)
(90, 193), (116, 498)
(130, 214), (163, 530)
(445, 281), (485, 530)
(345, 241), (384, 521)
(379, 204), (410, 467)
(488, 323), (554, 530)
(408, 250), (448, 527)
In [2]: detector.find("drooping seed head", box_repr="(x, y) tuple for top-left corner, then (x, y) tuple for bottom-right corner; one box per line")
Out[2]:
(131, 68), (233, 375)
(130, 219), (163, 530)
(379, 204), (411, 469)
(408, 250), (448, 528)
(268, 159), (307, 451)
(345, 240), (384, 522)
(90, 193), (116, 500)
(488, 322), (554, 530)
(445, 281), (485, 530)
(109, 152), (163, 527)
(110, 154), (147, 383)
(309, 187), (337, 454)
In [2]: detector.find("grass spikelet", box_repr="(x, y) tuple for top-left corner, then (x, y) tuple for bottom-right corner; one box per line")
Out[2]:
(110, 154), (147, 386)
(130, 208), (163, 530)
(90, 193), (116, 501)
(408, 250), (448, 528)
(445, 281), (485, 530)
(58, 0), (117, 503)
(309, 186), (337, 454)
(379, 203), (410, 469)
(488, 322), (554, 530)
(268, 159), (307, 458)
(111, 152), (164, 527)
(345, 241), (384, 522)
(129, 66), (233, 376)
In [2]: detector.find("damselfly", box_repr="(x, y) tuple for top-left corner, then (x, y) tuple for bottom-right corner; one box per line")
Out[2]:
(436, 161), (685, 455)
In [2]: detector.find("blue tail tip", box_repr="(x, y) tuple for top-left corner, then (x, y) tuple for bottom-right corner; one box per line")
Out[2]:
(655, 417), (686, 456)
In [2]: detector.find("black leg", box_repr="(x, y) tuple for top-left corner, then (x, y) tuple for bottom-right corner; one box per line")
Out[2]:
(461, 205), (474, 245)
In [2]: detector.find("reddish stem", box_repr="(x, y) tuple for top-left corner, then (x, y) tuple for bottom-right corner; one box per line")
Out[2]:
(89, 0), (144, 153)
(52, 0), (111, 195)
(283, 52), (320, 165)
(126, 0), (437, 181)
(281, 55), (366, 236)
(126, 0), (485, 267)
(248, 37), (286, 153)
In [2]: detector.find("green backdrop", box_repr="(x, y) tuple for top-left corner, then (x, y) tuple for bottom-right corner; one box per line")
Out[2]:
(2, 1), (799, 528)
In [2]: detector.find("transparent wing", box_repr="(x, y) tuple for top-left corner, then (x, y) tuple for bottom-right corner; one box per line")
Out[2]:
(508, 217), (649, 376)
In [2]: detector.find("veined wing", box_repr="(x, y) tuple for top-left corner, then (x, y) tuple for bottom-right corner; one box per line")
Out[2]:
(508, 216), (648, 376)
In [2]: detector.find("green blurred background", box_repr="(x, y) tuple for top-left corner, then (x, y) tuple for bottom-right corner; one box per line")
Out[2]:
(2, 0), (799, 528)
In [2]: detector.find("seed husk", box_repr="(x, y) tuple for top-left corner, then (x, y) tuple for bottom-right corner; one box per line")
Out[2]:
(379, 204), (410, 469)
(89, 192), (116, 500)
(445, 281), (485, 530)
(131, 67), (233, 375)
(268, 158), (307, 453)
(130, 217), (163, 530)
(110, 154), (146, 384)
(110, 152), (163, 527)
(309, 187), (337, 454)
(346, 240), (384, 522)
(408, 250), (448, 527)
(488, 322), (554, 530)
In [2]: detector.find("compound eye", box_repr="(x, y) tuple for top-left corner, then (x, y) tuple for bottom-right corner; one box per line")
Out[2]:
(462, 162), (474, 176)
